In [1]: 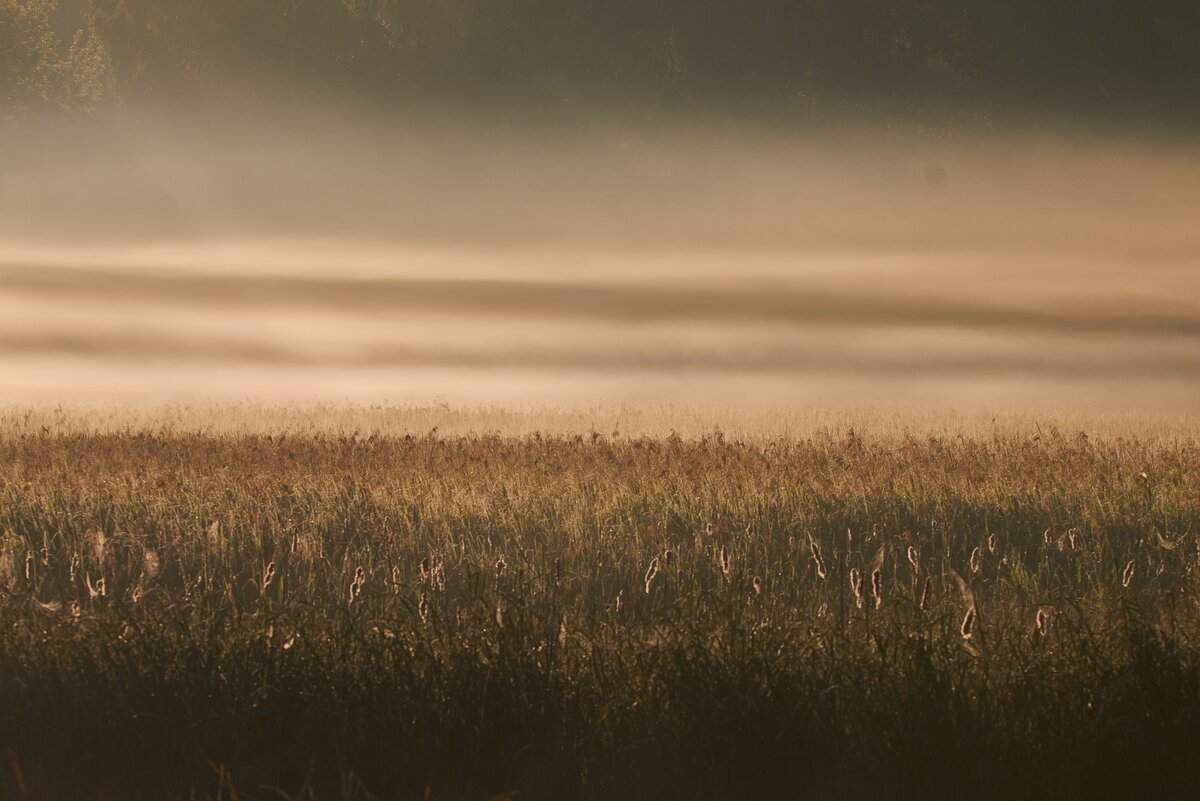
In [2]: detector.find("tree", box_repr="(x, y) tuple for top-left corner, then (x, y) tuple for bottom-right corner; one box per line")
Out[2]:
(0, 0), (60, 111)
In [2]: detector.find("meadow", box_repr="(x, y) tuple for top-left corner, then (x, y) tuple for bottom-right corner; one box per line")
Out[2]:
(1, 407), (1199, 800)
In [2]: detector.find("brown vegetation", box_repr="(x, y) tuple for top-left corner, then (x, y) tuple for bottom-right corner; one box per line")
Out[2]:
(0, 413), (1198, 799)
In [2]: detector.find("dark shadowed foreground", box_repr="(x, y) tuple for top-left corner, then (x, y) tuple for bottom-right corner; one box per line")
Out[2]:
(2, 422), (1199, 800)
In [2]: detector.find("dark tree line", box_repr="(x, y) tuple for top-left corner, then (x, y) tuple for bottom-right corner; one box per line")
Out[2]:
(3, 0), (1198, 116)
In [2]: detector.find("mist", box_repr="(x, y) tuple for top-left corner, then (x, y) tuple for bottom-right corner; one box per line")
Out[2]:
(0, 108), (1195, 411)
(4, 0), (1200, 412)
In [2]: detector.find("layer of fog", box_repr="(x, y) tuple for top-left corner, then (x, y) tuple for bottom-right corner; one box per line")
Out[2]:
(1, 111), (1197, 409)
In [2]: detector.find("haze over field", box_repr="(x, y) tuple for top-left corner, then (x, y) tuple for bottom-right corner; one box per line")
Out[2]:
(3, 0), (1199, 412)
(1, 116), (1198, 410)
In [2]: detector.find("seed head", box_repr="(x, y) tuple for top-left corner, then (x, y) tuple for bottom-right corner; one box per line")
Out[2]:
(1036, 607), (1051, 636)
(719, 545), (731, 577)
(961, 605), (976, 640)
(418, 592), (429, 624)
(349, 566), (366, 605)
(644, 557), (660, 594)
(809, 539), (827, 580)
(261, 561), (276, 592)
(919, 576), (933, 611)
(907, 545), (919, 574)
(871, 568), (883, 609)
(1122, 559), (1136, 588)
(969, 546), (982, 575)
(850, 568), (864, 609)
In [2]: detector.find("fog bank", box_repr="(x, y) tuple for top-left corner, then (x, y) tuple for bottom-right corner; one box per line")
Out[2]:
(1, 115), (1197, 410)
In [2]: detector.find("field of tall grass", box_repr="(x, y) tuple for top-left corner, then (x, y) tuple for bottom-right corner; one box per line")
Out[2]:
(1, 407), (1198, 800)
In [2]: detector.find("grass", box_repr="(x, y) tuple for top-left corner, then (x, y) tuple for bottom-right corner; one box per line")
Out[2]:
(0, 408), (1198, 800)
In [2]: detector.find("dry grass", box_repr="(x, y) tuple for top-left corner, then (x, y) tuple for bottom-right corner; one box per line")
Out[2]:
(2, 402), (1197, 441)
(0, 407), (1199, 800)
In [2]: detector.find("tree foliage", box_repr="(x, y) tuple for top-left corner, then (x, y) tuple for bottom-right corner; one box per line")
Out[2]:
(2, 0), (1198, 116)
(1, 0), (109, 113)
